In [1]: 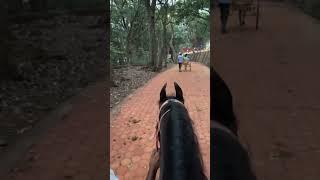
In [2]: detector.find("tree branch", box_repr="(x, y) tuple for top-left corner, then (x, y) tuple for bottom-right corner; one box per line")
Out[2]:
(122, 17), (128, 30)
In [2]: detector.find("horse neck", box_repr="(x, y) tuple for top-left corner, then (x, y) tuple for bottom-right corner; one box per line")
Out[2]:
(159, 104), (205, 180)
(212, 112), (238, 136)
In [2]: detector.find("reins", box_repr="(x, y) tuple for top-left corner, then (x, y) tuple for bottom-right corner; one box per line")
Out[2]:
(155, 99), (185, 150)
(154, 98), (208, 180)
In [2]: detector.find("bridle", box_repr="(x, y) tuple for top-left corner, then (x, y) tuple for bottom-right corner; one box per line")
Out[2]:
(154, 99), (209, 180)
(155, 99), (185, 150)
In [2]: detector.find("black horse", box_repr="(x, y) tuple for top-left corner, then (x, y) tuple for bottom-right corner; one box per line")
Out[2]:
(147, 82), (207, 180)
(211, 68), (257, 180)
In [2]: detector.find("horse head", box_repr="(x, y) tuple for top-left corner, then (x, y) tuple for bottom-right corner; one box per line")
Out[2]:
(159, 82), (184, 107)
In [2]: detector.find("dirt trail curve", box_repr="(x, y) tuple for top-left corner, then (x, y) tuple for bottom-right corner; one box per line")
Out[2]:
(110, 63), (210, 179)
(214, 1), (320, 180)
(1, 82), (107, 180)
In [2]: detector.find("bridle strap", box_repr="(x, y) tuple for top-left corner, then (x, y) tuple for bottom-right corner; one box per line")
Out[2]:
(159, 99), (184, 112)
(155, 109), (170, 150)
(155, 99), (185, 150)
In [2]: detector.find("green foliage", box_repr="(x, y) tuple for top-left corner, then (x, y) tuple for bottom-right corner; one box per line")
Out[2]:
(304, 0), (320, 18)
(171, 0), (209, 49)
(130, 48), (150, 65)
(111, 0), (209, 66)
(293, 0), (320, 19)
(46, 0), (105, 10)
(174, 0), (209, 22)
(111, 0), (150, 65)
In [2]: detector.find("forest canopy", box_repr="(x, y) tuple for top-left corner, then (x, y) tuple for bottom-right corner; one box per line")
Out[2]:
(110, 0), (210, 70)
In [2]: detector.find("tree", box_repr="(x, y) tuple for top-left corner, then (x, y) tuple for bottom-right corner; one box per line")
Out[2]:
(7, 0), (23, 14)
(111, 0), (149, 66)
(157, 0), (169, 69)
(110, 0), (209, 70)
(29, 0), (47, 12)
(175, 0), (209, 22)
(144, 0), (157, 71)
(167, 0), (177, 63)
(174, 0), (209, 49)
(0, 0), (9, 80)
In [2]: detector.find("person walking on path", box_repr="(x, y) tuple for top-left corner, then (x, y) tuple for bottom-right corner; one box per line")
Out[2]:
(217, 0), (232, 33)
(178, 52), (184, 72)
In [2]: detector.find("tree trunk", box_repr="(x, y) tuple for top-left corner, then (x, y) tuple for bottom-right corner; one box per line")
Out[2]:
(162, 3), (168, 68)
(149, 11), (157, 71)
(125, 10), (140, 65)
(0, 0), (9, 81)
(126, 32), (134, 65)
(157, 18), (167, 70)
(169, 23), (177, 63)
(30, 0), (47, 12)
(145, 0), (157, 71)
(156, 30), (162, 71)
(8, 0), (23, 14)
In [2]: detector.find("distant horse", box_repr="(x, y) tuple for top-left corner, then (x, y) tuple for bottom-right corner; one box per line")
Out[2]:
(148, 82), (207, 180)
(211, 68), (257, 180)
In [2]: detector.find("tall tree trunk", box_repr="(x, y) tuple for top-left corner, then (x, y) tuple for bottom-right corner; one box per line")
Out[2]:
(149, 9), (157, 71)
(145, 0), (157, 71)
(8, 0), (23, 14)
(30, 0), (47, 12)
(126, 31), (134, 65)
(125, 10), (140, 65)
(157, 19), (166, 71)
(162, 2), (168, 68)
(156, 29), (162, 71)
(169, 23), (177, 63)
(0, 0), (9, 80)
(125, 44), (133, 64)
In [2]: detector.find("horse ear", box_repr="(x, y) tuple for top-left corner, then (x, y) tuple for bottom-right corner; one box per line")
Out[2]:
(174, 82), (184, 103)
(160, 83), (167, 102)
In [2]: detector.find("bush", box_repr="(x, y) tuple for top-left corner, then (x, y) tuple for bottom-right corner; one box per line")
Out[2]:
(306, 0), (320, 18)
(294, 0), (320, 19)
(47, 0), (105, 10)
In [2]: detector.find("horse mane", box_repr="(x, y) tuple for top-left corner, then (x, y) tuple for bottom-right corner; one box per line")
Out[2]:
(159, 97), (207, 180)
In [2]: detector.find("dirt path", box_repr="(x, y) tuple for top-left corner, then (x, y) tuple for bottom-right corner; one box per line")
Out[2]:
(214, 1), (320, 180)
(1, 81), (107, 180)
(110, 63), (210, 179)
